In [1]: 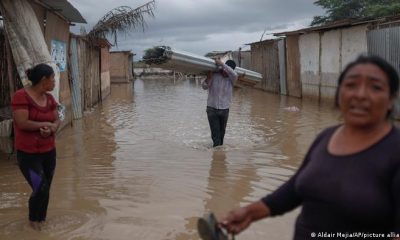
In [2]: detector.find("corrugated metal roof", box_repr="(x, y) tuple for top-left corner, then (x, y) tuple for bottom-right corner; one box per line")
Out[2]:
(38, 0), (86, 23)
(110, 50), (132, 53)
(95, 38), (113, 47)
(246, 38), (283, 46)
(274, 15), (400, 37)
(110, 50), (134, 55)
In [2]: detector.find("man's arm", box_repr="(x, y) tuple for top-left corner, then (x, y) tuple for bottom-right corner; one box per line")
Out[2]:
(216, 59), (238, 84)
(202, 71), (213, 90)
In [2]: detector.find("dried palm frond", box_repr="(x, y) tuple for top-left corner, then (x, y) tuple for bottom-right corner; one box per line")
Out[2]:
(88, 0), (155, 46)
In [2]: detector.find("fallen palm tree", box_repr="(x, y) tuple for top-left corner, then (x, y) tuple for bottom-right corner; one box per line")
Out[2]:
(88, 0), (156, 46)
(143, 46), (262, 86)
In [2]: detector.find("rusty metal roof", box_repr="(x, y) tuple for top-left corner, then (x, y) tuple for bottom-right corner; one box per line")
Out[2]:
(38, 0), (86, 23)
(110, 50), (135, 56)
(95, 38), (112, 47)
(246, 38), (283, 46)
(274, 15), (400, 37)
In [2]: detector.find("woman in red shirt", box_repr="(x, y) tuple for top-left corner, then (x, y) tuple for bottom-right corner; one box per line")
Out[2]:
(12, 63), (60, 230)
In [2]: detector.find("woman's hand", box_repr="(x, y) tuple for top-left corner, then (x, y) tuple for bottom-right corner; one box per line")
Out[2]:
(219, 201), (271, 235)
(40, 122), (58, 134)
(39, 126), (52, 138)
(48, 122), (58, 133)
(219, 207), (252, 235)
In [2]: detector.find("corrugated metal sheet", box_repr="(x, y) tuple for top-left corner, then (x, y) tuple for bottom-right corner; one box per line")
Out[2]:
(70, 37), (82, 119)
(278, 39), (287, 95)
(368, 26), (400, 73)
(144, 46), (262, 85)
(265, 41), (280, 93)
(76, 38), (102, 110)
(250, 40), (280, 92)
(367, 26), (400, 119)
(77, 38), (88, 109)
(274, 15), (400, 37)
(251, 43), (263, 89)
(89, 49), (101, 106)
(300, 33), (321, 100)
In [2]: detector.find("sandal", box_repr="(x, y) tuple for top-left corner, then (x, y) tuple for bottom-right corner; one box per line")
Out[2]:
(197, 212), (234, 240)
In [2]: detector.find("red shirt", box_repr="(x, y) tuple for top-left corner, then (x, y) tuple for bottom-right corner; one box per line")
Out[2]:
(12, 89), (57, 153)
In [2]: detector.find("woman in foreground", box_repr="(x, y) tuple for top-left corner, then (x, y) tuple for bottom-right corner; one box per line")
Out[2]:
(221, 55), (400, 239)
(12, 64), (60, 230)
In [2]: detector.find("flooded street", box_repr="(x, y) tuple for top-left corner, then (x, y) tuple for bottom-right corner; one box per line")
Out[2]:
(0, 78), (339, 240)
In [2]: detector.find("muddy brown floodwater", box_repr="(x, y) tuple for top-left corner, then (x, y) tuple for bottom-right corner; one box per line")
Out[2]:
(0, 77), (339, 240)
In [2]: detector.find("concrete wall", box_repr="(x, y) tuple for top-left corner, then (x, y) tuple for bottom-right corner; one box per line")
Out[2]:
(110, 52), (132, 83)
(298, 24), (368, 102)
(320, 29), (341, 101)
(299, 32), (320, 100)
(110, 52), (125, 79)
(341, 25), (368, 69)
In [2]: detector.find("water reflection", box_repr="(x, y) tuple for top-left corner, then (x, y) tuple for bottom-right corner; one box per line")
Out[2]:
(205, 150), (260, 214)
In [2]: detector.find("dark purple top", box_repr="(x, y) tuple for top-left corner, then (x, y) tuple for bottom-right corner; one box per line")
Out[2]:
(263, 125), (400, 239)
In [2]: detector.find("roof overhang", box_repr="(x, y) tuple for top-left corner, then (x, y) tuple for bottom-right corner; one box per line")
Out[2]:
(110, 50), (134, 55)
(273, 15), (400, 37)
(246, 37), (283, 46)
(36, 0), (86, 23)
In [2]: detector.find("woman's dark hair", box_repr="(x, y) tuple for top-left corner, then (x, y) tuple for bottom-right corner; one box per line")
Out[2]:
(334, 55), (399, 117)
(26, 64), (54, 86)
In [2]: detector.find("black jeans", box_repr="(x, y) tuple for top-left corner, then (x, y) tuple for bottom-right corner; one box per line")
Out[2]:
(17, 149), (56, 222)
(206, 107), (229, 147)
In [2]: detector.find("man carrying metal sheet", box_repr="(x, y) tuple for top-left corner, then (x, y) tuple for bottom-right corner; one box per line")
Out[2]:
(202, 59), (238, 147)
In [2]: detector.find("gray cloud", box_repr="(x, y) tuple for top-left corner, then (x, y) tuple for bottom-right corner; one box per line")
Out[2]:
(69, 0), (323, 58)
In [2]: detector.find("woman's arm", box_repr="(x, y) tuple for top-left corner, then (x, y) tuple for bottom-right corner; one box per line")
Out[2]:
(13, 109), (52, 131)
(49, 108), (60, 133)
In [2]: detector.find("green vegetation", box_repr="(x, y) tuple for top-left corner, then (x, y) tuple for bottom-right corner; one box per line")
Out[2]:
(311, 0), (400, 26)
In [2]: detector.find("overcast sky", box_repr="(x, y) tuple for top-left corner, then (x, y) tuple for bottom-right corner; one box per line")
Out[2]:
(69, 0), (323, 59)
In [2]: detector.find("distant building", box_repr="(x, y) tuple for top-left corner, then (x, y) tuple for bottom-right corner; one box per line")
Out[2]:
(110, 51), (134, 83)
